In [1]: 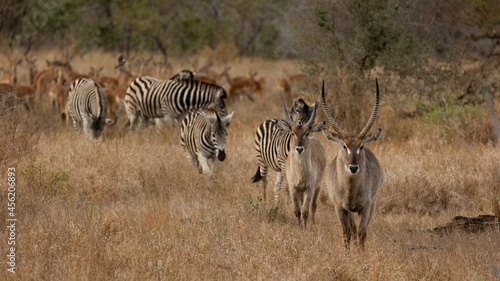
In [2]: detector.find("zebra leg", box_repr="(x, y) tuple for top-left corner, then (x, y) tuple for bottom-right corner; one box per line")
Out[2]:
(281, 167), (291, 205)
(274, 172), (283, 204)
(72, 117), (82, 133)
(210, 157), (218, 177)
(260, 166), (268, 203)
(82, 117), (93, 140)
(185, 152), (198, 169)
(128, 112), (140, 130)
(197, 153), (210, 174)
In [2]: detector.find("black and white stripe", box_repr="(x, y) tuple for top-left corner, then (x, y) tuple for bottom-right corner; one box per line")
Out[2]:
(180, 108), (234, 175)
(67, 78), (109, 139)
(125, 76), (227, 129)
(251, 98), (316, 203)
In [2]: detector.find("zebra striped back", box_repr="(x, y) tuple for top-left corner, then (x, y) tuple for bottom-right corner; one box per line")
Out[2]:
(180, 108), (234, 174)
(252, 98), (317, 202)
(125, 76), (227, 129)
(68, 78), (109, 139)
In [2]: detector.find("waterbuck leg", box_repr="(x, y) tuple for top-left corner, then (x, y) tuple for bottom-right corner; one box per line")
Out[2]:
(357, 206), (372, 250)
(302, 189), (314, 228)
(337, 206), (352, 250)
(310, 185), (321, 225)
(292, 190), (302, 225)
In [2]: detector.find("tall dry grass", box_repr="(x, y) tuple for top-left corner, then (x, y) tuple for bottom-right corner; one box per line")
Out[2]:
(1, 53), (500, 280)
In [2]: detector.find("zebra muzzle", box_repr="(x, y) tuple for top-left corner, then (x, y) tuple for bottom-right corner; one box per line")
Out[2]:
(218, 150), (226, 161)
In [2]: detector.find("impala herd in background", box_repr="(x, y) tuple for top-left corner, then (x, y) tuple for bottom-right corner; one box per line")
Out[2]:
(0, 51), (384, 251)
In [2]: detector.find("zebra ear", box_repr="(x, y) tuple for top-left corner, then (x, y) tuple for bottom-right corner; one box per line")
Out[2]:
(221, 111), (234, 127)
(215, 89), (227, 100)
(276, 120), (292, 133)
(202, 112), (217, 125)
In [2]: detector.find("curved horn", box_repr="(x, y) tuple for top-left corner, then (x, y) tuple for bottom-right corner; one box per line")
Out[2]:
(321, 80), (347, 137)
(357, 78), (380, 138)
(283, 103), (296, 126)
(305, 101), (318, 127)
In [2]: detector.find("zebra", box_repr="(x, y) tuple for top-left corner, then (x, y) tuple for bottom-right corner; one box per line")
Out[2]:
(67, 78), (111, 139)
(180, 108), (234, 175)
(251, 98), (317, 203)
(125, 76), (228, 129)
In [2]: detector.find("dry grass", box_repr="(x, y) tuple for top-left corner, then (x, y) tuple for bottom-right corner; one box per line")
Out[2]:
(1, 52), (500, 280)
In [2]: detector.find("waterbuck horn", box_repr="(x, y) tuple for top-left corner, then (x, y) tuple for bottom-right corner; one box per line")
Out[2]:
(305, 101), (319, 127)
(283, 103), (296, 126)
(357, 79), (380, 139)
(321, 80), (347, 137)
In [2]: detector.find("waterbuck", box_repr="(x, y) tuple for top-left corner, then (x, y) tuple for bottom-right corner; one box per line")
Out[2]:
(277, 102), (326, 228)
(321, 80), (383, 250)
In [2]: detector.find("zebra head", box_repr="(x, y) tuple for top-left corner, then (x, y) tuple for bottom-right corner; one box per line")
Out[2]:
(203, 108), (234, 162)
(292, 98), (316, 125)
(211, 88), (229, 118)
(89, 115), (107, 139)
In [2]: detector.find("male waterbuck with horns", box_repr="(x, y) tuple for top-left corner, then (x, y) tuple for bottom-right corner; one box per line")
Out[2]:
(321, 79), (383, 250)
(277, 102), (326, 228)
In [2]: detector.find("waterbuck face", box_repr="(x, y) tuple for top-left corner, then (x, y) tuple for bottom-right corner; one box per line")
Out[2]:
(323, 128), (382, 174)
(278, 121), (325, 154)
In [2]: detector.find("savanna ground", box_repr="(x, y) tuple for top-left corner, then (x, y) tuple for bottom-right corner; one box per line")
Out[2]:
(1, 50), (500, 280)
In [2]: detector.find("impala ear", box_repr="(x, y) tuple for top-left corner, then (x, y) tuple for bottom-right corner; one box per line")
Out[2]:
(322, 129), (343, 143)
(277, 120), (292, 133)
(362, 128), (382, 144)
(310, 121), (325, 132)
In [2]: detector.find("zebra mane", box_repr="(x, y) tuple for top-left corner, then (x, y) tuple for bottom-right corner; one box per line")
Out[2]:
(203, 107), (219, 119)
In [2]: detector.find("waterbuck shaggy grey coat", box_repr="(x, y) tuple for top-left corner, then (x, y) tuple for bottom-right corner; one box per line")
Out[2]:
(321, 80), (383, 250)
(277, 102), (326, 228)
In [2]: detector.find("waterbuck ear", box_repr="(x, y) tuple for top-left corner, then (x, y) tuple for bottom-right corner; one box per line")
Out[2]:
(362, 128), (382, 144)
(322, 129), (343, 143)
(221, 111), (234, 127)
(277, 120), (292, 133)
(310, 121), (325, 132)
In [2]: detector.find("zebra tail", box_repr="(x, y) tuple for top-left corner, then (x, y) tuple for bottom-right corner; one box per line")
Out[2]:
(251, 166), (263, 183)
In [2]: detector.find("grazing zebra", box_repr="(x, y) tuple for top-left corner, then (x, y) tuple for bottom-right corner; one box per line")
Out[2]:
(125, 76), (228, 129)
(180, 108), (234, 175)
(252, 98), (317, 203)
(67, 78), (110, 139)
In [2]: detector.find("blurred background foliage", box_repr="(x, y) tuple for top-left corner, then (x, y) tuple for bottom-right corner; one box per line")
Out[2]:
(1, 0), (500, 119)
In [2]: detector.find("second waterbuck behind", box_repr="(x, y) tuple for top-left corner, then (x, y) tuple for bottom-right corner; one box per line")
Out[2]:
(321, 79), (383, 250)
(277, 102), (326, 228)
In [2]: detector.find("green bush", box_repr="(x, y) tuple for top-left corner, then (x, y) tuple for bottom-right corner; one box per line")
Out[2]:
(21, 156), (74, 196)
(415, 93), (491, 143)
